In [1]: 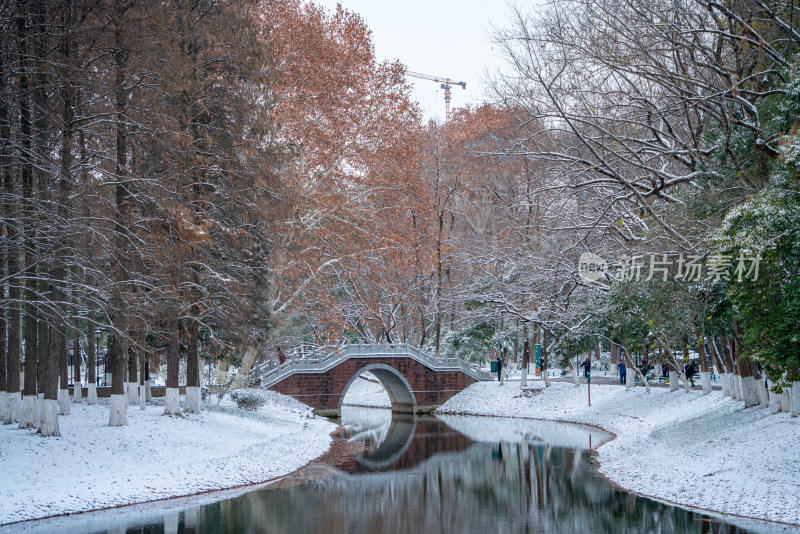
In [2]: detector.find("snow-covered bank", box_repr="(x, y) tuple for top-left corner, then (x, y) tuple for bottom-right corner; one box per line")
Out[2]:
(0, 392), (336, 525)
(436, 381), (800, 526)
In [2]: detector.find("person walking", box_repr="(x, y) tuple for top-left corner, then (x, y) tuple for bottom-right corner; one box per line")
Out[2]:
(686, 361), (697, 387)
(580, 357), (591, 378)
(496, 355), (504, 384)
(618, 359), (627, 385)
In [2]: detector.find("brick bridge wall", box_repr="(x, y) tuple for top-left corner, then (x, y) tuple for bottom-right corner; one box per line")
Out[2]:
(267, 357), (476, 414)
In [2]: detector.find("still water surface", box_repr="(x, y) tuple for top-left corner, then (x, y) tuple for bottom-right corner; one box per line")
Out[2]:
(3, 407), (787, 534)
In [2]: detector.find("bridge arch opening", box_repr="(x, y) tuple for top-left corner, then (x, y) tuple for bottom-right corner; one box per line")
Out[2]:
(339, 363), (417, 414)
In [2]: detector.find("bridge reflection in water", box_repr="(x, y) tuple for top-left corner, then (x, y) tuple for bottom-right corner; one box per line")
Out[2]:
(337, 407), (474, 472)
(10, 409), (769, 534)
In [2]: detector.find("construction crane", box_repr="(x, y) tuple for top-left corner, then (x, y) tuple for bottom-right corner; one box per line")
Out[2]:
(405, 71), (466, 122)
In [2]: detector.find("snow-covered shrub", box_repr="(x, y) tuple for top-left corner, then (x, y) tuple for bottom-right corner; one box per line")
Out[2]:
(229, 389), (267, 411)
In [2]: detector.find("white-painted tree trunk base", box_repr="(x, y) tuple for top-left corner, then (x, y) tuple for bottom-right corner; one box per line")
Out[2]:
(543, 369), (551, 387)
(73, 384), (82, 403)
(87, 383), (98, 405)
(58, 388), (71, 415)
(720, 373), (730, 397)
(781, 390), (790, 412)
(164, 511), (179, 534)
(669, 371), (679, 392)
(3, 392), (20, 424)
(679, 371), (691, 392)
(163, 387), (182, 416)
(37, 399), (60, 437)
(108, 394), (128, 426)
(756, 377), (769, 408)
(767, 380), (782, 414)
(145, 382), (152, 402)
(18, 395), (39, 429)
(139, 385), (146, 410)
(184, 386), (202, 413)
(700, 372), (712, 395)
(0, 392), (7, 422)
(127, 382), (139, 405)
(741, 376), (760, 408)
(520, 368), (527, 389)
(790, 382), (800, 417)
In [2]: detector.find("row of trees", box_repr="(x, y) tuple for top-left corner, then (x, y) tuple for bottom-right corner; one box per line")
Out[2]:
(0, 0), (436, 436)
(428, 0), (800, 414)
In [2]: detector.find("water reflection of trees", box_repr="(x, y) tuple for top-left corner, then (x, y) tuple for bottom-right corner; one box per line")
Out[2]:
(193, 440), (749, 534)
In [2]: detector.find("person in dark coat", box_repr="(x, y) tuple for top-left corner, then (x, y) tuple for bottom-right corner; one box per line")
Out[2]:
(580, 357), (591, 378)
(618, 359), (627, 385)
(496, 355), (503, 382)
(277, 347), (286, 365)
(686, 361), (696, 387)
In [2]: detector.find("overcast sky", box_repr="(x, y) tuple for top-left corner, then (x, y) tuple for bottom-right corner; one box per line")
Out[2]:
(313, 0), (529, 123)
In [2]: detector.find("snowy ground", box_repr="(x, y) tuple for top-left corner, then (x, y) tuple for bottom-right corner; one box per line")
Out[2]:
(436, 380), (800, 526)
(0, 392), (336, 525)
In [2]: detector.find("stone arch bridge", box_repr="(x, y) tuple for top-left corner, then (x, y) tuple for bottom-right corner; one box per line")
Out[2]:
(253, 343), (491, 417)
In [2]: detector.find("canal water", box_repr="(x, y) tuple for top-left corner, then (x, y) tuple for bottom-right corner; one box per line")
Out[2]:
(3, 407), (787, 534)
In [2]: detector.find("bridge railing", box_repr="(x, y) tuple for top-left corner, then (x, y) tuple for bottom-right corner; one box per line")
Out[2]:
(253, 341), (491, 388)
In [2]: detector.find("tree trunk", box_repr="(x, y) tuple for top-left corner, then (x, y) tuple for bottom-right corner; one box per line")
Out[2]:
(20, 309), (38, 427)
(0, 276), (5, 424)
(108, 0), (131, 427)
(230, 345), (258, 390)
(138, 349), (146, 410)
(755, 369), (769, 409)
(18, 310), (38, 428)
(610, 342), (618, 378)
(708, 337), (729, 397)
(728, 338), (743, 400)
(767, 379), (782, 413)
(722, 338), (737, 399)
(144, 354), (152, 402)
(0, 11), (9, 426)
(738, 359), (760, 408)
(108, 331), (128, 426)
(216, 358), (229, 385)
(542, 329), (551, 388)
(184, 318), (202, 413)
(625, 348), (649, 392)
(788, 367), (800, 417)
(520, 322), (529, 389)
(697, 334), (711, 395)
(164, 308), (181, 416)
(72, 319), (82, 402)
(86, 316), (97, 404)
(679, 341), (691, 392)
(59, 326), (70, 416)
(3, 15), (25, 426)
(38, 319), (61, 437)
(127, 341), (139, 405)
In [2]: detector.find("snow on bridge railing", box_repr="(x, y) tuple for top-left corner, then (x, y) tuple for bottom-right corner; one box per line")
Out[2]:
(253, 341), (491, 388)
